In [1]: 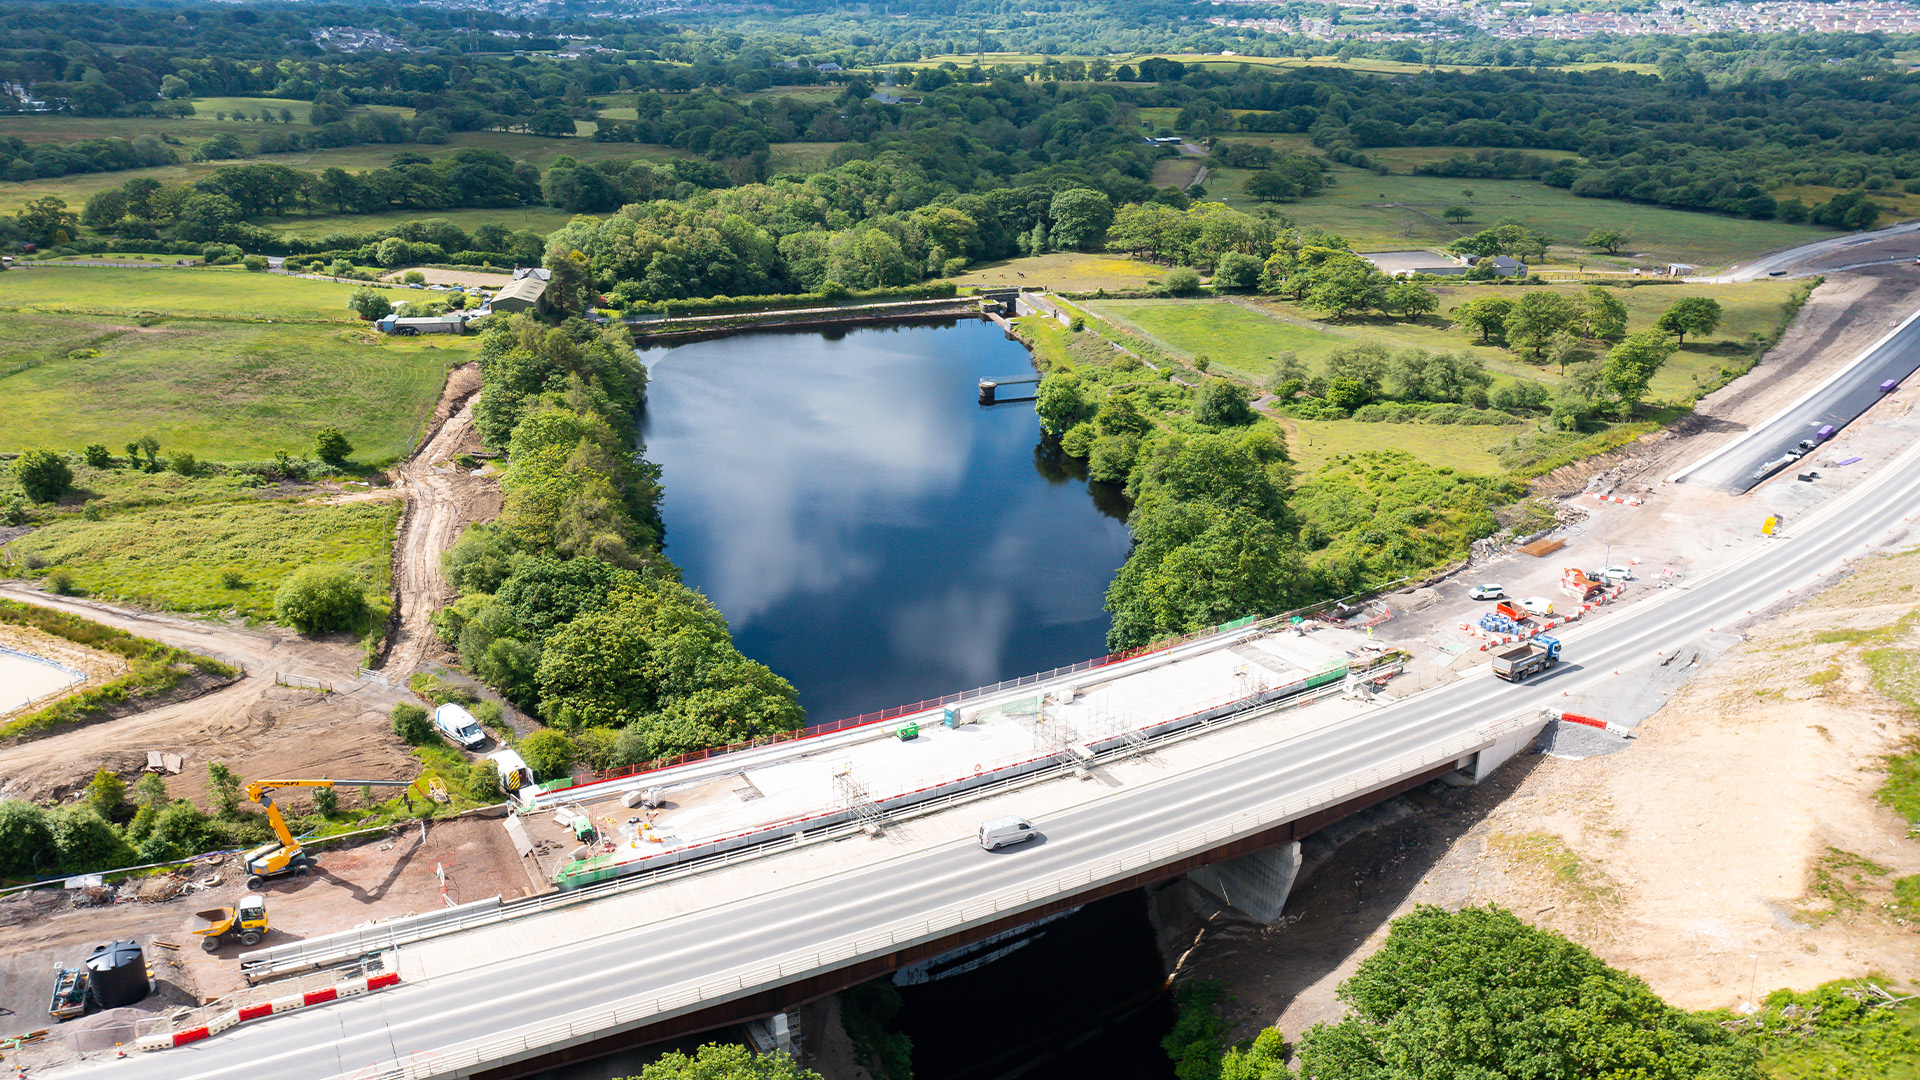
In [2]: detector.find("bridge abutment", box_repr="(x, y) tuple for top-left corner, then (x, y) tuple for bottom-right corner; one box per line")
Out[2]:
(1183, 841), (1302, 924)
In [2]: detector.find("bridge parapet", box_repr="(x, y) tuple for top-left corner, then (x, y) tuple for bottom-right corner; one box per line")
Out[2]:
(356, 709), (1547, 1080)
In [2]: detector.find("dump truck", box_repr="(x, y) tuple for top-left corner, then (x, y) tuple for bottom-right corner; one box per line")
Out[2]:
(1491, 635), (1561, 683)
(192, 894), (269, 952)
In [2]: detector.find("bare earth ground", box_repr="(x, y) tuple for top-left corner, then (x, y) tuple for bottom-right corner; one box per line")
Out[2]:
(380, 362), (500, 676)
(0, 361), (498, 801)
(379, 267), (514, 289)
(1164, 552), (1920, 1047)
(0, 815), (537, 1069)
(1162, 270), (1920, 1046)
(0, 587), (415, 806)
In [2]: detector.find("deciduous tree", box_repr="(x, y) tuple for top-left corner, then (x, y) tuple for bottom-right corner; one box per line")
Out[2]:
(1452, 295), (1513, 344)
(1655, 295), (1722, 346)
(1601, 330), (1678, 413)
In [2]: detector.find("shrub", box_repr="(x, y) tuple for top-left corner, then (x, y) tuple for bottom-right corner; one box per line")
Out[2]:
(44, 569), (79, 596)
(13, 449), (73, 503)
(402, 270), (426, 285)
(272, 566), (368, 634)
(1160, 267), (1202, 297)
(347, 286), (392, 322)
(390, 702), (433, 744)
(314, 427), (353, 466)
(467, 760), (502, 801)
(168, 451), (197, 476)
(82, 444), (113, 468)
(312, 786), (339, 816)
(242, 255), (269, 272)
(519, 729), (578, 782)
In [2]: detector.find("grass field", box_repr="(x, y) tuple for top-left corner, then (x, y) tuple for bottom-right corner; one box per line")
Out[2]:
(1151, 158), (1204, 188)
(1288, 416), (1523, 475)
(0, 269), (460, 463)
(769, 141), (844, 174)
(1, 466), (399, 625)
(956, 252), (1170, 293)
(1088, 278), (1802, 404)
(0, 131), (687, 216)
(0, 265), (410, 322)
(1202, 158), (1832, 269)
(261, 206), (583, 239)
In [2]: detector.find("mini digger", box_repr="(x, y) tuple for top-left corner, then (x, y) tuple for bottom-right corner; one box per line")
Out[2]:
(240, 777), (421, 889)
(192, 893), (269, 951)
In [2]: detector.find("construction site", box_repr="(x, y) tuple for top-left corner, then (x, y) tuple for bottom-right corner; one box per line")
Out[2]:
(2, 253), (1920, 1076)
(514, 620), (1374, 889)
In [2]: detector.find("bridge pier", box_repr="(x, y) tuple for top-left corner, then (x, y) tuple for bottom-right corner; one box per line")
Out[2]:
(1183, 841), (1302, 924)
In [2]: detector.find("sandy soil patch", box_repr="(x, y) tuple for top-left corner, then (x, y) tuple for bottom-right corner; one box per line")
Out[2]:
(1164, 547), (1920, 1048)
(0, 815), (535, 1070)
(379, 362), (500, 677)
(382, 267), (513, 289)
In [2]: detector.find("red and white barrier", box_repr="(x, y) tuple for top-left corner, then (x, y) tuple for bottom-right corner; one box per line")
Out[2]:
(137, 973), (401, 1051)
(1550, 710), (1635, 738)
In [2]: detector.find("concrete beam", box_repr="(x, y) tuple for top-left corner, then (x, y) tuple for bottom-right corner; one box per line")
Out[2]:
(1185, 841), (1301, 924)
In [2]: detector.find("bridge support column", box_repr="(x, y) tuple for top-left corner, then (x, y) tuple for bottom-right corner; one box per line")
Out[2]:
(1184, 841), (1301, 924)
(1472, 715), (1552, 782)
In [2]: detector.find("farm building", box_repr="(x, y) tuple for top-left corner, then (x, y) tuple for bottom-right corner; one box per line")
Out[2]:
(489, 276), (548, 314)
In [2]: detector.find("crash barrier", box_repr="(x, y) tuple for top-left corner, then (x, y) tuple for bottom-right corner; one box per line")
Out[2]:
(135, 973), (400, 1051)
(1549, 710), (1636, 739)
(238, 897), (502, 982)
(1591, 493), (1645, 506)
(347, 709), (1546, 1080)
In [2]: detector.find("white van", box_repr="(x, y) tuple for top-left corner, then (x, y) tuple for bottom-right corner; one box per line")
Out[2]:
(1519, 596), (1555, 617)
(433, 703), (487, 749)
(488, 748), (536, 794)
(977, 816), (1037, 851)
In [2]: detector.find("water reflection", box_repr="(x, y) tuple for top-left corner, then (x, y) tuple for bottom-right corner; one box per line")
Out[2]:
(640, 319), (1135, 722)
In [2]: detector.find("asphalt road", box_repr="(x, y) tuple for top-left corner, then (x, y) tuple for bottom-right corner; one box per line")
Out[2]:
(1678, 309), (1920, 493)
(66, 433), (1920, 1080)
(1705, 220), (1920, 282)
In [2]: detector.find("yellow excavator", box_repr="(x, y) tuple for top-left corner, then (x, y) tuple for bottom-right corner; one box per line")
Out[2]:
(241, 777), (421, 889)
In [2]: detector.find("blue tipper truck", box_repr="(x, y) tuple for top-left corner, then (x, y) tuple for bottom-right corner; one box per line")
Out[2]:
(1491, 635), (1561, 682)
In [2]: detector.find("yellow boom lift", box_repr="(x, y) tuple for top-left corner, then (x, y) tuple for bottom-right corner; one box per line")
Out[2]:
(241, 777), (420, 889)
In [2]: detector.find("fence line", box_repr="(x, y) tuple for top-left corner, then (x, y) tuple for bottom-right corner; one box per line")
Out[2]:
(274, 664), (1384, 982)
(275, 672), (330, 691)
(345, 707), (1546, 1080)
(549, 586), (1415, 797)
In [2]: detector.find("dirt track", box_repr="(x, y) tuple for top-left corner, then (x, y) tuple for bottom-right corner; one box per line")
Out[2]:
(380, 363), (500, 677)
(0, 585), (419, 804)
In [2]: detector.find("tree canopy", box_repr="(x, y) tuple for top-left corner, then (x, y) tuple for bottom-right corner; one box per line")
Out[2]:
(1295, 906), (1759, 1080)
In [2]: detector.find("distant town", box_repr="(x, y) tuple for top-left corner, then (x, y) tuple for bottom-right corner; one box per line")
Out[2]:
(1209, 0), (1920, 43)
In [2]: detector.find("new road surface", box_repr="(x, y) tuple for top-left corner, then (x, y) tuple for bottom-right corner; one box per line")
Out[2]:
(1677, 308), (1920, 493)
(65, 430), (1920, 1080)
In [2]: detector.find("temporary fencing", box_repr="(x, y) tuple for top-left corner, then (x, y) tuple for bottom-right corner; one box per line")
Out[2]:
(136, 973), (400, 1052)
(345, 708), (1545, 1080)
(1549, 710), (1636, 738)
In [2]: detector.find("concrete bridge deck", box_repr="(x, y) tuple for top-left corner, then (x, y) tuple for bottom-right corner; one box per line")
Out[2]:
(66, 431), (1920, 1080)
(523, 620), (1368, 886)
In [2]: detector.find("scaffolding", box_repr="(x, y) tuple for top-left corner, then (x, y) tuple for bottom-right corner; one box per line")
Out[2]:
(833, 763), (885, 835)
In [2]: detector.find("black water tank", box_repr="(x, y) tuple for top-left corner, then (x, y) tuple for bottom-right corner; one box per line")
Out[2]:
(84, 940), (150, 1009)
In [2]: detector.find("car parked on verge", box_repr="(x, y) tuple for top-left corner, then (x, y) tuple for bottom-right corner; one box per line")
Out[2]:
(1469, 584), (1505, 600)
(1601, 566), (1634, 582)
